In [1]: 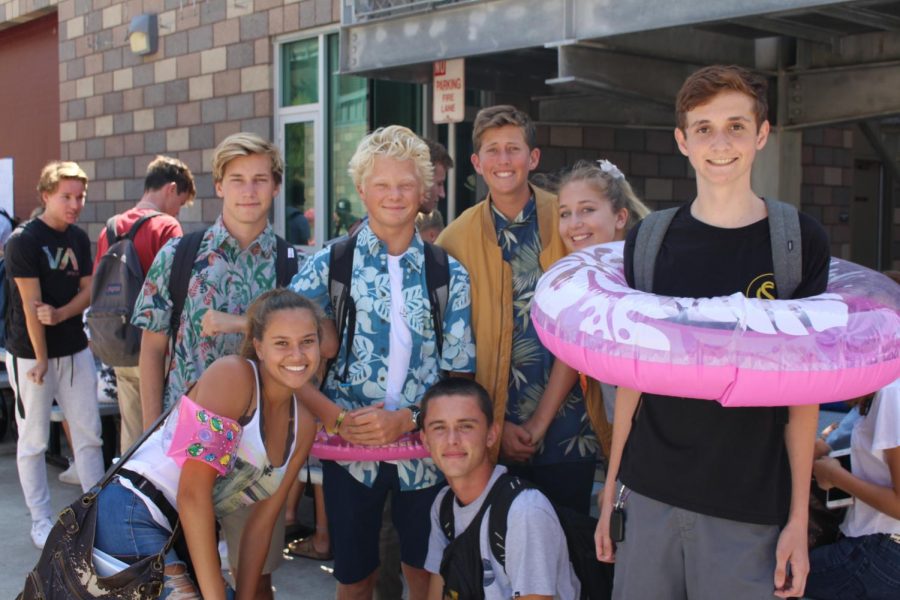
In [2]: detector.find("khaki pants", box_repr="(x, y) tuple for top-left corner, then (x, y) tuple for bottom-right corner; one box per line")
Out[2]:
(113, 365), (143, 453)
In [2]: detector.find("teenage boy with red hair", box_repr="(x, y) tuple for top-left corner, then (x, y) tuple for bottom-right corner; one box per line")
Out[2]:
(596, 65), (830, 599)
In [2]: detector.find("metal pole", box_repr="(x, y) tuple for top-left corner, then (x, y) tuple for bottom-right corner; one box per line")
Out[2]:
(447, 121), (457, 222)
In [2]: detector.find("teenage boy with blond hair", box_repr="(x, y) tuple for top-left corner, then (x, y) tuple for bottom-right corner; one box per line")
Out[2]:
(132, 132), (301, 598)
(596, 65), (830, 600)
(292, 125), (475, 600)
(5, 161), (105, 549)
(437, 106), (599, 515)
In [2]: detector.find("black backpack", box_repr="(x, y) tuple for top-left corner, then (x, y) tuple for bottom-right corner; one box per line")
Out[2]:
(86, 213), (163, 367)
(633, 197), (802, 299)
(439, 474), (614, 600)
(0, 215), (23, 349)
(0, 208), (18, 231)
(0, 254), (9, 349)
(167, 228), (299, 337)
(325, 233), (450, 384)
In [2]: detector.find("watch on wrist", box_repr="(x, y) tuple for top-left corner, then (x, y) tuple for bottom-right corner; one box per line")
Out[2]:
(408, 405), (422, 432)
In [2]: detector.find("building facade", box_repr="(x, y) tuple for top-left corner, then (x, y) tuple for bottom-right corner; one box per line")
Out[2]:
(0, 0), (897, 268)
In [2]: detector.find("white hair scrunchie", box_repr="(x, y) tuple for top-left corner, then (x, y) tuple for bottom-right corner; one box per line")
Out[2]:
(596, 159), (625, 180)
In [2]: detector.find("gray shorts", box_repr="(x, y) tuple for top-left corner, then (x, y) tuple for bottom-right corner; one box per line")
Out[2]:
(220, 504), (285, 575)
(613, 487), (781, 600)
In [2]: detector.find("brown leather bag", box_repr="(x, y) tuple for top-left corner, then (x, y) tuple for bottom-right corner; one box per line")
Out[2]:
(18, 405), (178, 599)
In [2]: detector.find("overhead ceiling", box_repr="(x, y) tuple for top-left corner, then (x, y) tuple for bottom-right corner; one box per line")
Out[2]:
(341, 0), (900, 129)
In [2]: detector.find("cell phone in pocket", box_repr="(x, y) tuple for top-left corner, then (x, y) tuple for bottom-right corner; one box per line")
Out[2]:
(609, 506), (625, 543)
(825, 448), (854, 509)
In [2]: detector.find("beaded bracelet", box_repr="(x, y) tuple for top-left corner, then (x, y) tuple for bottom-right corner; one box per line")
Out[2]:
(330, 409), (348, 435)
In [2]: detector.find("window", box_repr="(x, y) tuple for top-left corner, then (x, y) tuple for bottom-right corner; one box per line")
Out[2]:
(275, 32), (423, 248)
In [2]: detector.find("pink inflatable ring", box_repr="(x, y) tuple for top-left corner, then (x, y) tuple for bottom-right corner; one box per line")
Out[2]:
(532, 241), (900, 407)
(310, 430), (430, 461)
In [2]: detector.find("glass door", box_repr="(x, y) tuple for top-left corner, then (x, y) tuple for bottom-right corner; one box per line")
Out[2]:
(277, 113), (321, 249)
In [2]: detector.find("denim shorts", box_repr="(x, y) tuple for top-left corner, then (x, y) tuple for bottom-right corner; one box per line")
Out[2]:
(806, 533), (900, 599)
(94, 478), (182, 567)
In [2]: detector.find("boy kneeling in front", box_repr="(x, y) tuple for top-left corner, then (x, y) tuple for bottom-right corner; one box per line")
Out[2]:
(421, 378), (579, 599)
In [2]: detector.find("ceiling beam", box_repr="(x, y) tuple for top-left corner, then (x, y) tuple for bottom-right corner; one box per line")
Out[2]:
(816, 5), (900, 32)
(339, 0), (851, 73)
(734, 15), (838, 45)
(549, 44), (702, 106)
(782, 61), (900, 127)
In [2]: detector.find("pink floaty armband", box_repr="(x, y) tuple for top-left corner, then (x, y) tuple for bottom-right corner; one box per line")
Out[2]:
(165, 395), (242, 475)
(532, 241), (900, 407)
(310, 429), (430, 461)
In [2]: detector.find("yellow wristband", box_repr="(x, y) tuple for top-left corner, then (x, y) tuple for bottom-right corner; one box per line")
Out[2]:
(330, 409), (347, 435)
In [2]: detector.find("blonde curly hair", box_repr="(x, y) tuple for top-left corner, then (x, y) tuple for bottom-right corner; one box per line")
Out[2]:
(348, 126), (433, 192)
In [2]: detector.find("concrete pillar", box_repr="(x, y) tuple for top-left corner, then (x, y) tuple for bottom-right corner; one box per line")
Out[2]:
(752, 128), (803, 206)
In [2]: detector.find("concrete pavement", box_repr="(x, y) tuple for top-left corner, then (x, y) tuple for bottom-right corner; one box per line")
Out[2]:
(0, 436), (339, 599)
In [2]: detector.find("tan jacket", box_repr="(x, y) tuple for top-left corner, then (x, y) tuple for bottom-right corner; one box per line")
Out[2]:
(437, 186), (611, 459)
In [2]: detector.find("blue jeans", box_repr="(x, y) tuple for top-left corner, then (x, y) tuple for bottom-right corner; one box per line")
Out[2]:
(95, 479), (191, 599)
(806, 534), (900, 599)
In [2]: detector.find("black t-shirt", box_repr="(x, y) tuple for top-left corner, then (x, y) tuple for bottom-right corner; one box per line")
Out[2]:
(5, 218), (92, 359)
(619, 203), (830, 525)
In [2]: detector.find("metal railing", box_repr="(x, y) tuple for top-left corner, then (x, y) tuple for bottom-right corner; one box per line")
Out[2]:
(343, 0), (481, 24)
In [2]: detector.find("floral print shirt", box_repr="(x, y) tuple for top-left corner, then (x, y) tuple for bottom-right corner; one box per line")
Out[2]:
(132, 216), (294, 409)
(291, 224), (476, 490)
(492, 198), (597, 465)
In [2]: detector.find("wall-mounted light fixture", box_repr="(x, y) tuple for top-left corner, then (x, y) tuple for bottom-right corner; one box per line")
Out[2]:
(126, 13), (158, 56)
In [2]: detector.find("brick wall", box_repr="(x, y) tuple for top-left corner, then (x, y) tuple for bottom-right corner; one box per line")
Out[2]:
(534, 124), (694, 210)
(50, 0), (338, 242)
(535, 123), (867, 263)
(800, 126), (854, 259)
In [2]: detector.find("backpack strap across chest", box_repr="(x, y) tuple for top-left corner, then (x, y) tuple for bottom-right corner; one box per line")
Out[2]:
(633, 198), (802, 299)
(106, 211), (163, 248)
(438, 474), (528, 557)
(168, 229), (298, 336)
(437, 474), (524, 600)
(326, 234), (451, 384)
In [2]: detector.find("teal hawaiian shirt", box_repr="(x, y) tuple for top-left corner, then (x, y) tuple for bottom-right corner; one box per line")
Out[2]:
(132, 216), (296, 409)
(291, 224), (476, 490)
(492, 198), (597, 465)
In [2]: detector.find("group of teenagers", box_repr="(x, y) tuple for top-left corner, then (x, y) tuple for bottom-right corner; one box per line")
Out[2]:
(6, 62), (899, 600)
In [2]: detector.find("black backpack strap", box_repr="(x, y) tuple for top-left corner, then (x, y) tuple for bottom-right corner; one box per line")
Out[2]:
(105, 216), (120, 246)
(0, 208), (15, 228)
(486, 474), (534, 571)
(106, 212), (163, 246)
(327, 234), (357, 384)
(632, 207), (679, 293)
(423, 242), (451, 360)
(763, 198), (802, 300)
(439, 485), (457, 541)
(125, 211), (163, 241)
(168, 229), (207, 337)
(275, 235), (299, 287)
(439, 475), (520, 544)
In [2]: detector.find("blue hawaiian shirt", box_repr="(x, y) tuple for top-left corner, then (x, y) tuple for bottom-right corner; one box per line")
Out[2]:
(291, 224), (476, 490)
(492, 198), (597, 465)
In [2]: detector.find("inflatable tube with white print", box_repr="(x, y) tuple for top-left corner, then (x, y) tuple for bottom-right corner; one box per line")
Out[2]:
(532, 241), (900, 407)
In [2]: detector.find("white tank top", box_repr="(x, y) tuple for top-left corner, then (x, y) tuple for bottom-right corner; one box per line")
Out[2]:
(123, 359), (299, 525)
